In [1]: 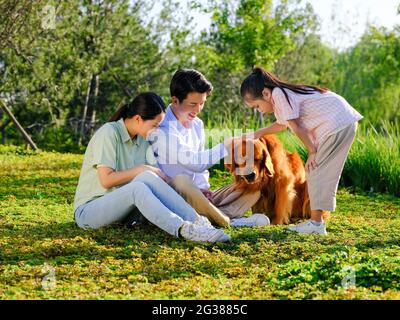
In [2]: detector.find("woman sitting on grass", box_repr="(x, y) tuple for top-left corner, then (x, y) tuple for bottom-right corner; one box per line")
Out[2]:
(73, 92), (230, 243)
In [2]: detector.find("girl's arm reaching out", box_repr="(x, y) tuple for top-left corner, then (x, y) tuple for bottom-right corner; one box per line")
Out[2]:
(250, 122), (288, 140)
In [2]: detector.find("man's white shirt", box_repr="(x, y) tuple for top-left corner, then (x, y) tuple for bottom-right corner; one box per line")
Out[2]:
(149, 105), (227, 189)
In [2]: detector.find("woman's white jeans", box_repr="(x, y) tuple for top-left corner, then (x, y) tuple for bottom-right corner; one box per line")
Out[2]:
(74, 171), (198, 237)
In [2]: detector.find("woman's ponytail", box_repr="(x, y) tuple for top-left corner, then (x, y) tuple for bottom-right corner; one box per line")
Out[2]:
(108, 104), (129, 122)
(241, 66), (328, 107)
(108, 92), (166, 123)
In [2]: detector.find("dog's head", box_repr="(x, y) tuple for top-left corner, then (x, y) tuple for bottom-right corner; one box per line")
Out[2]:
(225, 138), (275, 185)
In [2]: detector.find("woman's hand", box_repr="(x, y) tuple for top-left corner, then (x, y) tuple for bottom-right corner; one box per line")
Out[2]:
(305, 152), (317, 172)
(97, 164), (171, 189)
(140, 165), (170, 183)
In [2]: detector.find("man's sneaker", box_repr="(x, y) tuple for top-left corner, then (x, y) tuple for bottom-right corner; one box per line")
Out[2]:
(287, 220), (327, 235)
(193, 216), (231, 242)
(230, 214), (270, 228)
(180, 221), (231, 243)
(194, 215), (213, 228)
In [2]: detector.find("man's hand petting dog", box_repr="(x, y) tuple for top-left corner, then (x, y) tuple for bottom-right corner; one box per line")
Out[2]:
(223, 136), (244, 159)
(142, 165), (171, 183)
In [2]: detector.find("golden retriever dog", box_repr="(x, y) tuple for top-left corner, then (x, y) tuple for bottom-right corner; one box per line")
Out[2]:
(225, 135), (330, 225)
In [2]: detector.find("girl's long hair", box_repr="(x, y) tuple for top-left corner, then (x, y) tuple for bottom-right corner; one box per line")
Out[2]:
(108, 92), (166, 122)
(240, 67), (328, 107)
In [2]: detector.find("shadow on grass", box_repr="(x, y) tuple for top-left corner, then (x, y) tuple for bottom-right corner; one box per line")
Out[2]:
(229, 226), (291, 243)
(0, 221), (196, 267)
(0, 221), (244, 282)
(1, 177), (78, 201)
(0, 220), (283, 269)
(2, 218), (399, 285)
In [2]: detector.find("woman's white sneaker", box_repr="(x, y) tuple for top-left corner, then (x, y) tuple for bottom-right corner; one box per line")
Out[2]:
(287, 220), (328, 235)
(230, 214), (270, 227)
(180, 221), (231, 243)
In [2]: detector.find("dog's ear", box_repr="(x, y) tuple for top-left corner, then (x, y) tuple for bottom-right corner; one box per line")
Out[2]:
(262, 147), (275, 177)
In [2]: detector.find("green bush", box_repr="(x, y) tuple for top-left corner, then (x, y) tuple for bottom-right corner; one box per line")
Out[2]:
(343, 121), (400, 196)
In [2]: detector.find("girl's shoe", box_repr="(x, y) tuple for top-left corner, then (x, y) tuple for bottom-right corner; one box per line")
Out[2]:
(230, 214), (270, 227)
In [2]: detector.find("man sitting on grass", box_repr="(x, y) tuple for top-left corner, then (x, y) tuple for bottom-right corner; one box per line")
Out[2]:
(149, 69), (270, 228)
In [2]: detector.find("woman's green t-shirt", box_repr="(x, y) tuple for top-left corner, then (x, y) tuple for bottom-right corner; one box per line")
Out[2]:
(73, 118), (157, 211)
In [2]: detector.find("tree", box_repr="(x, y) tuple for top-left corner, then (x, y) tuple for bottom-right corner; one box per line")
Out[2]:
(0, 0), (47, 50)
(333, 26), (400, 123)
(274, 33), (336, 87)
(0, 0), (167, 150)
(185, 0), (320, 125)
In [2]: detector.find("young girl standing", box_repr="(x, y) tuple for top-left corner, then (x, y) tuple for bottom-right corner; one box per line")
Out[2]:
(240, 67), (363, 235)
(74, 92), (230, 243)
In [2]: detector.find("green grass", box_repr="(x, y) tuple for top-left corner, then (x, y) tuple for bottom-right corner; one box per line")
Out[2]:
(0, 146), (399, 300)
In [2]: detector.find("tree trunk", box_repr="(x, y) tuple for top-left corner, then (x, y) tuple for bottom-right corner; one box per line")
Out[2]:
(87, 74), (99, 137)
(1, 125), (6, 144)
(90, 110), (96, 137)
(79, 73), (100, 145)
(0, 108), (10, 144)
(78, 75), (94, 146)
(0, 99), (38, 150)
